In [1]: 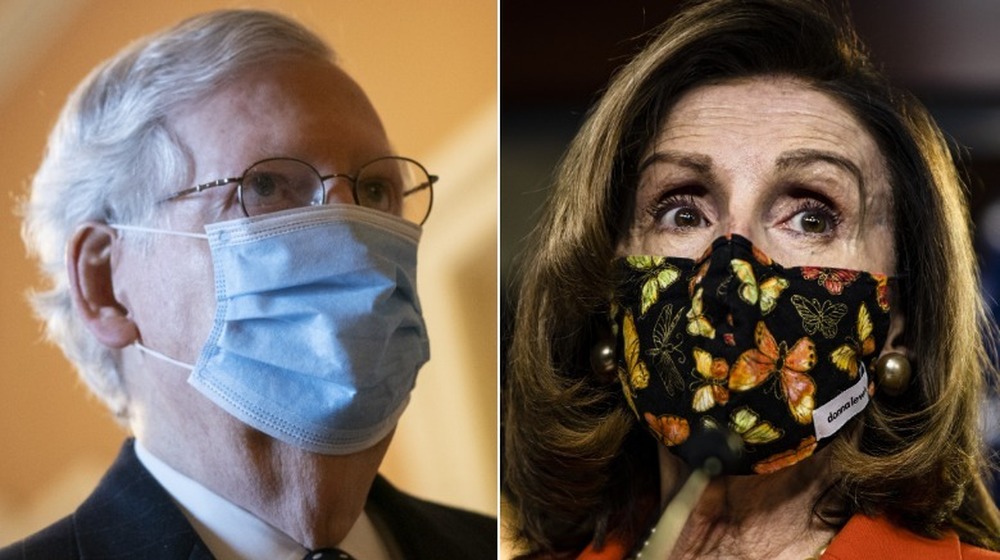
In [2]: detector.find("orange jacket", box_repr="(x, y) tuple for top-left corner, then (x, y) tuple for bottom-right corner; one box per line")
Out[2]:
(578, 515), (1000, 559)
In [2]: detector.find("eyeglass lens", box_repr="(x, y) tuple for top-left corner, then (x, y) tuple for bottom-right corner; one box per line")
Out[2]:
(238, 157), (432, 224)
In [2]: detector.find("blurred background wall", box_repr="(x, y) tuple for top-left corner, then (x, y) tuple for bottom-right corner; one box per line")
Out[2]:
(501, 1), (1000, 551)
(0, 0), (497, 545)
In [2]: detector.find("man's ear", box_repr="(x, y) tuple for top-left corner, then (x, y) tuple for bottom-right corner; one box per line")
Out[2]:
(67, 222), (138, 348)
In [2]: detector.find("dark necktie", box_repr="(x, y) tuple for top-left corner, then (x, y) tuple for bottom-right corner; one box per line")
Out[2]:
(303, 548), (357, 560)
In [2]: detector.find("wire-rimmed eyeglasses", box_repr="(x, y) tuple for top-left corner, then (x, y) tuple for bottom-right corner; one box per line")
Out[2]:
(161, 156), (436, 225)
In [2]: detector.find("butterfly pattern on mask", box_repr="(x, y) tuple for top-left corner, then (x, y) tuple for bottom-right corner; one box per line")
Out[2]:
(614, 235), (894, 475)
(790, 294), (848, 339)
(686, 287), (716, 339)
(701, 406), (783, 445)
(729, 321), (818, 425)
(626, 255), (681, 316)
(645, 412), (690, 447)
(801, 266), (861, 295)
(647, 304), (687, 397)
(753, 436), (818, 474)
(731, 259), (790, 315)
(691, 347), (729, 412)
(830, 303), (877, 379)
(873, 274), (891, 312)
(620, 308), (650, 397)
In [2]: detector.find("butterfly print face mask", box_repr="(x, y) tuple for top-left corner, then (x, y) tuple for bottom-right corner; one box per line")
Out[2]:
(614, 234), (894, 475)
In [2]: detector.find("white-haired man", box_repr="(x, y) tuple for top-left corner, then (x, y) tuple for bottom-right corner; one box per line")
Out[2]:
(1, 10), (494, 560)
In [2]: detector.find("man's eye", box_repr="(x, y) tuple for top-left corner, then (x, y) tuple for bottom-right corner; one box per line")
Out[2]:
(356, 178), (400, 213)
(247, 174), (280, 197)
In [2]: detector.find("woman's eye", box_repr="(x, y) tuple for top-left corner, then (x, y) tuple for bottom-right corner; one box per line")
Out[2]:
(800, 212), (827, 233)
(790, 207), (837, 235)
(659, 205), (707, 229)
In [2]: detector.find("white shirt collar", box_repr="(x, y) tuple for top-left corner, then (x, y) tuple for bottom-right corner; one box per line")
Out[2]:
(134, 441), (393, 560)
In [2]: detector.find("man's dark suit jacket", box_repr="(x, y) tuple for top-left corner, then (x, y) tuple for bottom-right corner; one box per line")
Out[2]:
(0, 440), (496, 559)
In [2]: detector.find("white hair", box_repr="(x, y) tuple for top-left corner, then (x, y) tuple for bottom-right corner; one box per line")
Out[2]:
(22, 10), (334, 418)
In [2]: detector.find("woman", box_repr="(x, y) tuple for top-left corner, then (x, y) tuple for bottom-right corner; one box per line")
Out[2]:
(502, 0), (1000, 558)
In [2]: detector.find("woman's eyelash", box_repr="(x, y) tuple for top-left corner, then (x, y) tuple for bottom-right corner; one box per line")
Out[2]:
(647, 192), (700, 221)
(795, 198), (841, 222)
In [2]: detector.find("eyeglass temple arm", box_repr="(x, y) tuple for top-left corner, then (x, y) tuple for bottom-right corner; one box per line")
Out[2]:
(403, 175), (438, 197)
(160, 177), (241, 202)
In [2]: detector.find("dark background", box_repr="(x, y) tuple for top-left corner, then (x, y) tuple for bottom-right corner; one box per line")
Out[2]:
(500, 0), (1000, 500)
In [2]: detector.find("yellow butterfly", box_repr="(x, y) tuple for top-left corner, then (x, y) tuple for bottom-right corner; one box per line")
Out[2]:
(700, 407), (782, 446)
(686, 287), (716, 339)
(617, 368), (639, 417)
(621, 309), (649, 391)
(691, 347), (729, 412)
(790, 295), (847, 339)
(626, 255), (681, 316)
(729, 406), (783, 445)
(731, 259), (789, 315)
(830, 303), (876, 379)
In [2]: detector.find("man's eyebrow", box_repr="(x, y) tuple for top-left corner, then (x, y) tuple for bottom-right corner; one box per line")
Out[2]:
(638, 150), (713, 175)
(775, 148), (864, 186)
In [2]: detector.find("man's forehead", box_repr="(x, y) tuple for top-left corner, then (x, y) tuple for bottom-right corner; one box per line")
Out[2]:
(168, 57), (388, 162)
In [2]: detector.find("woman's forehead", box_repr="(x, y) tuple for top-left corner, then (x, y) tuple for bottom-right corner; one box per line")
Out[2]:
(642, 76), (892, 199)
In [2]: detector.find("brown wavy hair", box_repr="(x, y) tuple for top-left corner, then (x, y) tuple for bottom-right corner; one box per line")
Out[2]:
(502, 0), (1000, 556)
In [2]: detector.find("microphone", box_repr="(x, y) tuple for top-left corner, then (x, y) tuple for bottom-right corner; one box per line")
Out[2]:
(633, 427), (742, 558)
(678, 425), (743, 477)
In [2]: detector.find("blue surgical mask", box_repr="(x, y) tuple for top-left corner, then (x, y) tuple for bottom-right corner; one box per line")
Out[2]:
(111, 205), (430, 455)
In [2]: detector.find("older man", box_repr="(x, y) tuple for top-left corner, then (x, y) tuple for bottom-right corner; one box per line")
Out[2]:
(1, 10), (494, 560)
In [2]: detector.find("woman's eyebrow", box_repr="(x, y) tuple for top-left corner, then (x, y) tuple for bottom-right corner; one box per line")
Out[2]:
(774, 148), (864, 187)
(638, 150), (713, 176)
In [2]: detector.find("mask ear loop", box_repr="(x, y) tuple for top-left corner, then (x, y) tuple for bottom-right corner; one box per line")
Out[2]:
(106, 225), (204, 371)
(108, 223), (209, 240)
(134, 341), (195, 371)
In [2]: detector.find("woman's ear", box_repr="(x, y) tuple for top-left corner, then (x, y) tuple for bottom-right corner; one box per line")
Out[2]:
(881, 308), (909, 358)
(67, 223), (138, 348)
(874, 308), (912, 397)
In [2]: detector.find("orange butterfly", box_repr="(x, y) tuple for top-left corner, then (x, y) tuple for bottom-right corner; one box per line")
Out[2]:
(801, 267), (860, 295)
(691, 347), (729, 412)
(752, 436), (818, 474)
(644, 412), (690, 447)
(729, 321), (817, 424)
(873, 273), (891, 312)
(830, 303), (876, 379)
(688, 261), (709, 297)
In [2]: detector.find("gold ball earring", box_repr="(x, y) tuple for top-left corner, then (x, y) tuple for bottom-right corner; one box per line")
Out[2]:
(874, 352), (911, 397)
(590, 339), (617, 382)
(590, 320), (618, 384)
